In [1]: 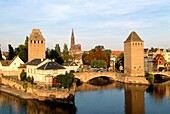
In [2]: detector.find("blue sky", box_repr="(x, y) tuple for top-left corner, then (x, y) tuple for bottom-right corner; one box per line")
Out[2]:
(0, 0), (170, 51)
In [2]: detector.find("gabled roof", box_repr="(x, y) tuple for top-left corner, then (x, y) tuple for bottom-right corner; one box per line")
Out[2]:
(124, 31), (143, 43)
(0, 56), (17, 66)
(154, 54), (165, 61)
(62, 61), (78, 66)
(26, 58), (46, 66)
(37, 62), (65, 70)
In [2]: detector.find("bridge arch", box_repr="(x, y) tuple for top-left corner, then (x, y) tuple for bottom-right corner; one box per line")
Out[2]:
(74, 72), (116, 83)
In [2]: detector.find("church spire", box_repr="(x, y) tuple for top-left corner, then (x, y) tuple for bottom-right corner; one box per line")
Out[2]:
(71, 29), (75, 45)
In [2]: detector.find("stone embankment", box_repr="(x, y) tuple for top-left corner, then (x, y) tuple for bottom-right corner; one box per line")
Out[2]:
(0, 77), (74, 103)
(115, 73), (149, 85)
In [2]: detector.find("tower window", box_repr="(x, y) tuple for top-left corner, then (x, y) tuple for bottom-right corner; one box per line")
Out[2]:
(34, 41), (36, 43)
(38, 41), (39, 43)
(30, 40), (32, 43)
(41, 41), (43, 43)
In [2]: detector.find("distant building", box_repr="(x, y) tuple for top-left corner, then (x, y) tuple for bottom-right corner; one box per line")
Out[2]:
(69, 29), (83, 65)
(28, 29), (45, 62)
(124, 31), (144, 76)
(144, 47), (164, 72)
(154, 54), (166, 70)
(164, 49), (170, 63)
(0, 56), (24, 76)
(26, 59), (66, 84)
(110, 50), (123, 70)
(62, 61), (79, 73)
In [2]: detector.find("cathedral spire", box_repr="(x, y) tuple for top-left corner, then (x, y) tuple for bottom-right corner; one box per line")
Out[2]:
(71, 29), (75, 45)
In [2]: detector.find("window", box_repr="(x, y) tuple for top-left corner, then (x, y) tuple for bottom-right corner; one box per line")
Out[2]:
(38, 41), (39, 43)
(41, 41), (43, 43)
(34, 41), (36, 43)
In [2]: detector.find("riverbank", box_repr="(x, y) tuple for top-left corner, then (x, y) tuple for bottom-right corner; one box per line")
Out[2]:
(0, 76), (75, 104)
(0, 85), (33, 99)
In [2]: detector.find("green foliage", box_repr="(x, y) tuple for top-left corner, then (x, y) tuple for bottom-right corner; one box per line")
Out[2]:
(22, 82), (28, 90)
(82, 52), (88, 65)
(14, 36), (28, 62)
(63, 43), (71, 61)
(95, 45), (104, 50)
(46, 49), (64, 65)
(8, 44), (14, 60)
(20, 70), (26, 81)
(147, 73), (155, 84)
(55, 44), (61, 56)
(91, 59), (107, 68)
(104, 49), (111, 67)
(56, 73), (75, 88)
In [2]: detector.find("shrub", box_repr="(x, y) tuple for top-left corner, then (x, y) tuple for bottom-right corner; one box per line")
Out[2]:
(56, 73), (74, 89)
(147, 73), (155, 84)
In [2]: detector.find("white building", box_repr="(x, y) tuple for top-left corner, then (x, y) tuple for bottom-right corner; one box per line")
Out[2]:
(26, 59), (66, 84)
(0, 56), (24, 76)
(62, 61), (79, 73)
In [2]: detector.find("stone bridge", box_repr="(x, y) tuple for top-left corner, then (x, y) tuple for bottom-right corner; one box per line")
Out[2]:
(149, 71), (170, 77)
(74, 72), (116, 83)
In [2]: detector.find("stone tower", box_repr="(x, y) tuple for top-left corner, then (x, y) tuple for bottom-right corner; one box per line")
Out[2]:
(124, 31), (144, 76)
(28, 29), (45, 62)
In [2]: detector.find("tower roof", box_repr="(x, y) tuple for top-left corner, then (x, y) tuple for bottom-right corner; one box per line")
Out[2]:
(71, 29), (75, 45)
(124, 31), (143, 43)
(30, 29), (45, 40)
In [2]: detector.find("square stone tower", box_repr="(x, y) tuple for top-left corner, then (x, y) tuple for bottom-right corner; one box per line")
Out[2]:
(124, 31), (144, 76)
(28, 29), (45, 62)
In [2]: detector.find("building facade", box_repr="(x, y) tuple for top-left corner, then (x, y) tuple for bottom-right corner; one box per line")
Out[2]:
(124, 31), (144, 76)
(26, 59), (66, 84)
(0, 56), (24, 76)
(28, 29), (45, 62)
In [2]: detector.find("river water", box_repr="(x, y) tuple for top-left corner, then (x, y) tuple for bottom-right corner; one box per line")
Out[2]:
(0, 82), (170, 114)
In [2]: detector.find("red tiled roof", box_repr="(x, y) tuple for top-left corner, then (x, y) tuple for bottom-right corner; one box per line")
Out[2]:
(111, 51), (123, 56)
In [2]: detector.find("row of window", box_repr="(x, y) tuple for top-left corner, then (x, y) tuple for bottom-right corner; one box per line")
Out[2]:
(30, 40), (44, 44)
(132, 42), (143, 46)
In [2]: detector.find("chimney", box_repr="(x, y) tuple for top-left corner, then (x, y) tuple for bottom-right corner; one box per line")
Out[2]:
(41, 58), (43, 62)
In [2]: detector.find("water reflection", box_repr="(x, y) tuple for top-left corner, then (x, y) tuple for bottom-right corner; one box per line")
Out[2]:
(146, 80), (170, 100)
(124, 84), (148, 114)
(0, 92), (76, 114)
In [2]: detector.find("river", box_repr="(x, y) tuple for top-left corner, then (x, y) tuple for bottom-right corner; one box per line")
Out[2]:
(0, 82), (170, 114)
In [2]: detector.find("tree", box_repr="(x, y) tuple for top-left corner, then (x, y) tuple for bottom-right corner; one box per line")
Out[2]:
(15, 44), (28, 62)
(46, 48), (50, 58)
(85, 46), (109, 67)
(63, 43), (70, 61)
(91, 59), (107, 68)
(55, 44), (61, 56)
(24, 36), (29, 50)
(20, 70), (26, 81)
(8, 44), (14, 60)
(56, 73), (74, 88)
(98, 60), (107, 68)
(82, 52), (88, 65)
(95, 45), (104, 50)
(91, 59), (99, 68)
(14, 36), (28, 62)
(0, 48), (3, 60)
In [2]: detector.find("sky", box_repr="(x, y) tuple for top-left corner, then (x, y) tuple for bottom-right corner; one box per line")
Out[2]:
(0, 0), (170, 51)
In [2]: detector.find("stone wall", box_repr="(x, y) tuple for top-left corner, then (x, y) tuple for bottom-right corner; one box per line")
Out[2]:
(0, 77), (72, 100)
